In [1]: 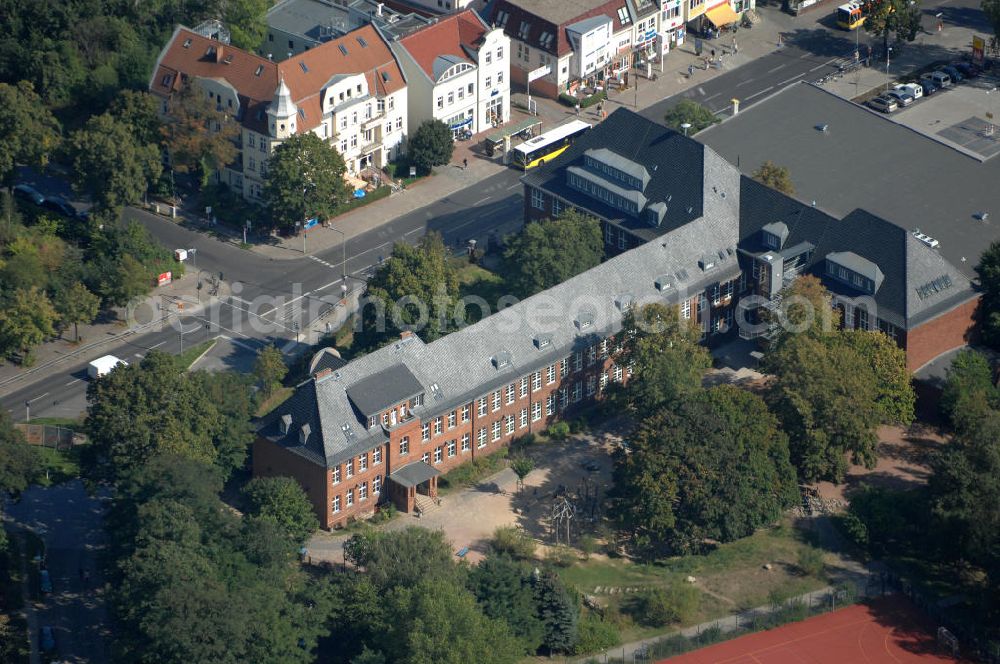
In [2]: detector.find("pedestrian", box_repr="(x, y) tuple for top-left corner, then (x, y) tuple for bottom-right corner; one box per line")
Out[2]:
(733, 37), (738, 54)
(937, 19), (943, 32)
(463, 157), (468, 169)
(575, 103), (581, 115)
(688, 63), (695, 77)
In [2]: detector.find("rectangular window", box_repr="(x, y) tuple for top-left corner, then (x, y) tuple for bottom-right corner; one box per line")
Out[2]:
(505, 415), (515, 434)
(531, 402), (542, 422)
(333, 495), (341, 513)
(605, 223), (614, 245)
(434, 416), (443, 435)
(492, 390), (501, 412)
(498, 71), (504, 84)
(399, 437), (409, 455)
(359, 482), (368, 502)
(478, 398), (487, 417)
(468, 83), (474, 94)
(346, 460), (354, 478)
(587, 346), (597, 366)
(559, 388), (569, 408)
(600, 339), (609, 359)
(461, 404), (470, 422)
(546, 365), (556, 384)
(422, 452), (430, 463)
(531, 188), (545, 210)
(350, 136), (358, 148)
(434, 447), (443, 464)
(478, 428), (487, 448)
(618, 228), (627, 250)
(497, 46), (503, 59)
(396, 117), (403, 130)
(681, 300), (692, 319)
(461, 433), (471, 452)
(422, 423), (430, 441)
(600, 372), (608, 391)
(532, 372), (541, 392)
(614, 365), (623, 382)
(485, 52), (492, 64)
(574, 351), (583, 372)
(346, 489), (354, 507)
(552, 198), (563, 216)
(358, 453), (368, 473)
(586, 376), (596, 397)
(333, 466), (341, 484)
(437, 96), (444, 109)
(492, 420), (501, 441)
(448, 91), (454, 105)
(448, 440), (456, 457)
(486, 76), (492, 89)
(618, 7), (631, 24)
(546, 394), (555, 416)
(448, 411), (456, 429)
(373, 448), (382, 465)
(573, 382), (583, 402)
(519, 377), (529, 397)
(519, 408), (528, 428)
(560, 357), (569, 378)
(373, 475), (381, 494)
(506, 383), (515, 404)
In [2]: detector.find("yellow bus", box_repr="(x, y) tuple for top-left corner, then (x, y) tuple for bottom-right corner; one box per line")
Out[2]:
(836, 1), (865, 29)
(512, 120), (591, 170)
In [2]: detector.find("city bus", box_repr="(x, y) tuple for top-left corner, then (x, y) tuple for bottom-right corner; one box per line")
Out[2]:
(512, 120), (591, 170)
(836, 1), (866, 29)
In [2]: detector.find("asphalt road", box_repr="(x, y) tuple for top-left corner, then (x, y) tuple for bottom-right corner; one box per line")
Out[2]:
(1, 168), (523, 422)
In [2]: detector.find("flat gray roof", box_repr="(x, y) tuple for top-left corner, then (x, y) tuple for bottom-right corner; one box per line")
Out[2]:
(698, 82), (1000, 280)
(501, 0), (617, 26)
(389, 461), (440, 488)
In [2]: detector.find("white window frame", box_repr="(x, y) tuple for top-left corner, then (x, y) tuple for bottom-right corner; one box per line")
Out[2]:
(399, 437), (409, 455)
(373, 448), (382, 465)
(333, 495), (341, 513)
(461, 433), (471, 452)
(531, 402), (542, 422)
(519, 408), (528, 428)
(531, 188), (544, 210)
(478, 428), (487, 448)
(491, 420), (501, 441)
(333, 466), (341, 484)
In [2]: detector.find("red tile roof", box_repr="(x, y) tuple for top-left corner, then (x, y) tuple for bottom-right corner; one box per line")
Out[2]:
(396, 9), (489, 79)
(151, 24), (406, 134)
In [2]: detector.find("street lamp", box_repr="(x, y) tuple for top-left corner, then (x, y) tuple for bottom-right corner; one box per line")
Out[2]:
(885, 46), (893, 93)
(680, 122), (692, 137)
(329, 226), (348, 285)
(987, 86), (998, 136)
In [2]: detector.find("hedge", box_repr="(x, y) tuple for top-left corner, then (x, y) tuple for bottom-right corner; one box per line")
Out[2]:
(559, 91), (607, 108)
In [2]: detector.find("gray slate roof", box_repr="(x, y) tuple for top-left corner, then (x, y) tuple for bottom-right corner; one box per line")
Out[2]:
(346, 363), (424, 417)
(258, 205), (740, 468)
(389, 461), (440, 487)
(698, 81), (1000, 280)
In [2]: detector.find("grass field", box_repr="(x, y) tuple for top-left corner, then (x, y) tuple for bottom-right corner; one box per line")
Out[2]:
(455, 259), (506, 320)
(33, 445), (86, 487)
(176, 339), (216, 371)
(255, 386), (294, 418)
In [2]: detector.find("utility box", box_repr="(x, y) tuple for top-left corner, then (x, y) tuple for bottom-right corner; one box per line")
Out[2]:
(174, 248), (188, 262)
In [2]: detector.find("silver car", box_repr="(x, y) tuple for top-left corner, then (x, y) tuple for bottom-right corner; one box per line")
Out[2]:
(886, 89), (914, 107)
(867, 96), (898, 113)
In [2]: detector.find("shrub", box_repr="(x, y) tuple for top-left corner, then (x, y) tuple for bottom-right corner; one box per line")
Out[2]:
(635, 583), (699, 626)
(545, 544), (578, 568)
(796, 547), (825, 577)
(558, 91), (606, 109)
(490, 526), (536, 560)
(568, 418), (588, 434)
(546, 421), (570, 441)
(579, 535), (597, 560)
(573, 614), (621, 655)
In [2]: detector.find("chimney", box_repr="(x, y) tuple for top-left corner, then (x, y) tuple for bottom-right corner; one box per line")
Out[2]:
(215, 44), (224, 62)
(315, 367), (334, 379)
(377, 2), (384, 16)
(400, 330), (414, 340)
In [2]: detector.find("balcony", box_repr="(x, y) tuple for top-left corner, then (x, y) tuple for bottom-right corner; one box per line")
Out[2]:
(381, 411), (414, 433)
(362, 111), (385, 131)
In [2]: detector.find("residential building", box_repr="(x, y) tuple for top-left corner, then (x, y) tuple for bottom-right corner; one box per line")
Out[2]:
(150, 23), (408, 201)
(263, 0), (433, 61)
(384, 9), (510, 138)
(488, 0), (663, 99)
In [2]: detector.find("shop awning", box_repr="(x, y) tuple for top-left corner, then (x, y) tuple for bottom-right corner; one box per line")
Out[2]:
(705, 2), (739, 26)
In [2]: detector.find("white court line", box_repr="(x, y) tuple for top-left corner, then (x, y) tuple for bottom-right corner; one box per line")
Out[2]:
(779, 72), (806, 86)
(27, 392), (50, 403)
(745, 86), (775, 101)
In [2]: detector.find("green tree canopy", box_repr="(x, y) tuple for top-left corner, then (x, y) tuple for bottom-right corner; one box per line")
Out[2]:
(54, 281), (100, 342)
(407, 119), (454, 174)
(864, 0), (922, 50)
(263, 132), (351, 231)
(253, 344), (288, 397)
(976, 240), (1000, 348)
(939, 349), (999, 428)
(534, 570), (579, 655)
(223, 0), (271, 50)
(663, 99), (719, 134)
(0, 81), (61, 185)
(109, 89), (163, 147)
(0, 410), (39, 494)
(161, 82), (239, 186)
(611, 385), (798, 555)
(611, 302), (711, 416)
(501, 210), (604, 298)
(468, 554), (545, 653)
(344, 527), (456, 591)
(68, 112), (162, 213)
(0, 287), (58, 364)
(753, 160), (795, 195)
(243, 476), (318, 545)
(361, 232), (459, 346)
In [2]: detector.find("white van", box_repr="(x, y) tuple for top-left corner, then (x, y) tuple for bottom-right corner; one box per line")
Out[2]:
(87, 355), (128, 379)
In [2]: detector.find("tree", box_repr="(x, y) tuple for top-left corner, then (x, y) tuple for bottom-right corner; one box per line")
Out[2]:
(468, 555), (545, 653)
(841, 329), (914, 426)
(864, 0), (922, 53)
(534, 570), (578, 655)
(501, 210), (604, 298)
(510, 457), (534, 492)
(611, 386), (798, 554)
(753, 160), (795, 195)
(243, 476), (318, 545)
(263, 132), (351, 231)
(611, 302), (710, 416)
(939, 349), (999, 427)
(976, 240), (1000, 348)
(109, 89), (163, 146)
(663, 99), (719, 134)
(768, 274), (840, 341)
(68, 113), (162, 212)
(253, 345), (288, 397)
(223, 0), (271, 50)
(161, 82), (239, 187)
(0, 287), (58, 364)
(362, 232), (459, 345)
(54, 281), (100, 342)
(0, 410), (39, 494)
(407, 120), (454, 174)
(985, 0), (1000, 43)
(488, 526), (536, 560)
(344, 527), (456, 591)
(0, 81), (61, 186)
(635, 583), (699, 626)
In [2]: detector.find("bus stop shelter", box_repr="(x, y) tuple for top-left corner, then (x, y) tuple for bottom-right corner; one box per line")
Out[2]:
(484, 118), (543, 162)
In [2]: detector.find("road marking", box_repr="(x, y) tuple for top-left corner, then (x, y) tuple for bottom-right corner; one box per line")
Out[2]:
(404, 228), (422, 237)
(745, 86), (775, 101)
(704, 92), (721, 102)
(64, 379), (80, 387)
(736, 78), (755, 87)
(134, 353), (144, 359)
(810, 58), (837, 72)
(27, 392), (50, 403)
(218, 334), (260, 353)
(800, 52), (813, 59)
(768, 64), (786, 73)
(778, 72), (806, 86)
(473, 196), (491, 206)
(148, 340), (167, 350)
(507, 183), (521, 190)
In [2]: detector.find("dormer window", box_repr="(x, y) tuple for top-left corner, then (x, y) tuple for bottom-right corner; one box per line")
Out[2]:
(493, 351), (512, 369)
(575, 312), (594, 330)
(534, 335), (552, 350)
(368, 414), (377, 428)
(280, 413), (292, 434)
(655, 275), (673, 291)
(615, 294), (634, 312)
(299, 424), (311, 444)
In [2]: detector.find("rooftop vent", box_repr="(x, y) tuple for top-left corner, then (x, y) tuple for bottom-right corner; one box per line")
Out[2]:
(815, 123), (829, 132)
(358, 36), (368, 47)
(341, 422), (357, 443)
(299, 423), (311, 444)
(183, 38), (192, 48)
(255, 64), (265, 76)
(223, 53), (234, 64)
(381, 71), (390, 82)
(493, 351), (512, 369)
(614, 294), (634, 312)
(280, 413), (292, 434)
(655, 275), (673, 291)
(699, 255), (717, 272)
(912, 229), (940, 248)
(916, 274), (954, 299)
(575, 312), (594, 331)
(534, 335), (552, 350)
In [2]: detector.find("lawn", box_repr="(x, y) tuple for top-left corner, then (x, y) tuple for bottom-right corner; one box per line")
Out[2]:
(454, 259), (507, 322)
(558, 518), (830, 641)
(175, 339), (216, 371)
(33, 445), (86, 487)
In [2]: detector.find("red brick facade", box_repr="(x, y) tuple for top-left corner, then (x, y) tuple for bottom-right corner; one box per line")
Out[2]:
(903, 295), (980, 372)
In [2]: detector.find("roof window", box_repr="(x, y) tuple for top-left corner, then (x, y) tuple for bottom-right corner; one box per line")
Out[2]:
(280, 413), (292, 434)
(183, 38), (192, 48)
(255, 64), (264, 76)
(338, 44), (348, 55)
(299, 423), (311, 444)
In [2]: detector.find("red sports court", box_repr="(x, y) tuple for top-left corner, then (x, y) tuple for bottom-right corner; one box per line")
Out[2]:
(660, 595), (965, 664)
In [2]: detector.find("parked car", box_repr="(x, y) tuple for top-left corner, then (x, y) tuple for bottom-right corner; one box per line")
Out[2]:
(919, 79), (940, 96)
(940, 65), (963, 83)
(887, 88), (914, 106)
(42, 195), (77, 217)
(40, 626), (56, 652)
(867, 96), (898, 113)
(953, 61), (977, 78)
(12, 184), (45, 206)
(895, 82), (923, 100)
(921, 71), (952, 88)
(39, 569), (52, 593)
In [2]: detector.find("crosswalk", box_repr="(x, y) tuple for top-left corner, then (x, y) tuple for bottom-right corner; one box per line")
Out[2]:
(308, 255), (337, 269)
